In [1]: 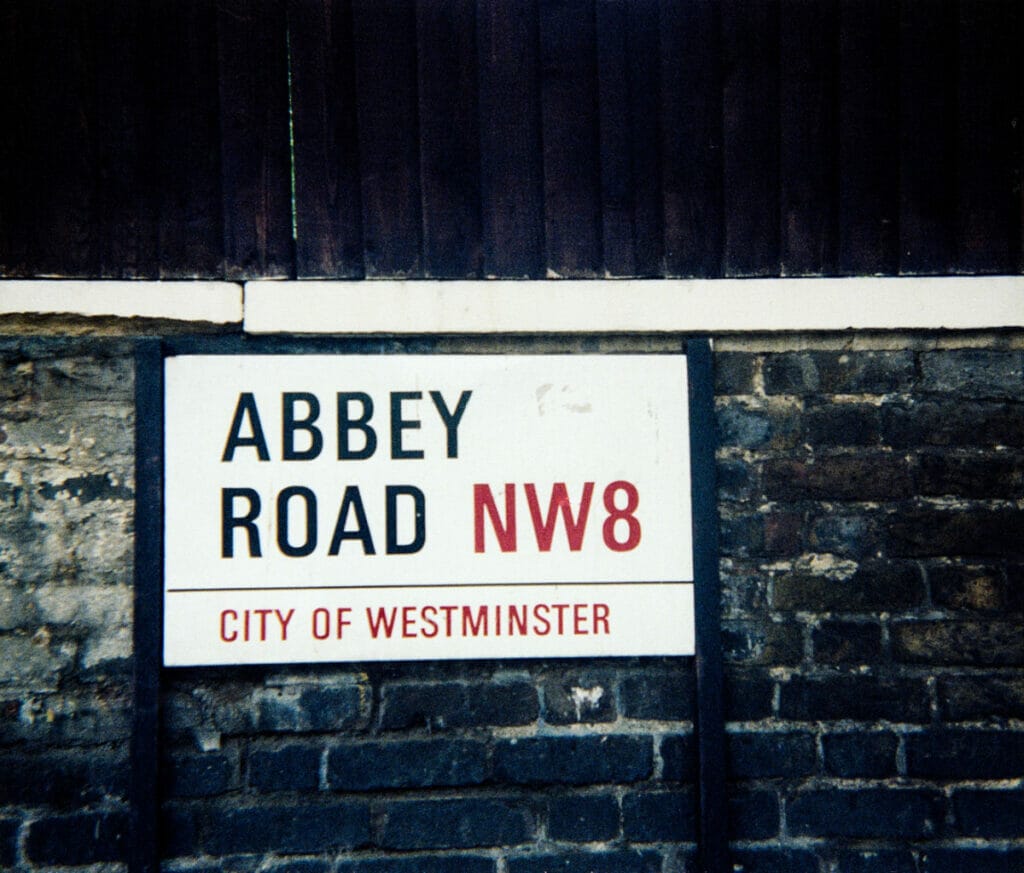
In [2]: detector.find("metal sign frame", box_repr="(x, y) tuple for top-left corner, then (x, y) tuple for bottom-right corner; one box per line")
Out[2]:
(131, 335), (725, 873)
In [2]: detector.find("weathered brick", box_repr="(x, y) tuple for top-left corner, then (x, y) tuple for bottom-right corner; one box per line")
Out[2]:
(379, 680), (538, 730)
(764, 454), (913, 501)
(788, 788), (944, 838)
(660, 734), (697, 782)
(204, 803), (370, 854)
(256, 682), (367, 732)
(929, 562), (1023, 613)
(921, 848), (1024, 873)
(808, 511), (884, 559)
(822, 732), (897, 777)
(722, 621), (803, 666)
(494, 735), (652, 785)
(836, 850), (918, 873)
(882, 399), (1024, 448)
(919, 350), (1024, 400)
(892, 620), (1024, 666)
(772, 560), (925, 612)
(729, 848), (818, 873)
(265, 860), (333, 873)
(327, 739), (487, 791)
(507, 850), (662, 873)
(763, 510), (804, 556)
(25, 810), (129, 865)
(720, 514), (764, 557)
(726, 731), (816, 778)
(250, 744), (321, 791)
(805, 403), (881, 446)
(620, 671), (696, 721)
(762, 354), (819, 394)
(714, 353), (758, 395)
(716, 404), (772, 448)
(547, 793), (620, 842)
(953, 788), (1024, 837)
(0, 817), (17, 868)
(622, 789), (695, 842)
(938, 675), (1024, 721)
(0, 631), (75, 691)
(905, 730), (1024, 779)
(720, 561), (769, 618)
(166, 751), (234, 797)
(812, 620), (882, 664)
(161, 804), (199, 858)
(724, 670), (774, 722)
(380, 798), (532, 850)
(717, 458), (760, 502)
(0, 749), (128, 806)
(886, 507), (1024, 558)
(764, 351), (914, 396)
(779, 675), (931, 723)
(543, 673), (617, 724)
(918, 451), (1024, 499)
(729, 790), (779, 840)
(337, 857), (495, 873)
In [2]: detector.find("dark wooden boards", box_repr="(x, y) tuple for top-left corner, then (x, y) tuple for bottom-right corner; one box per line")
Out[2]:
(1, 0), (1022, 280)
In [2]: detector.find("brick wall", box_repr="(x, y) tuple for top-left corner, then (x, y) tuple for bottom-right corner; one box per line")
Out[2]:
(1, 331), (1021, 872)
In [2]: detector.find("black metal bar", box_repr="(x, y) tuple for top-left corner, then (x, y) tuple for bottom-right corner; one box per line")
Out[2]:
(687, 338), (728, 873)
(130, 339), (165, 873)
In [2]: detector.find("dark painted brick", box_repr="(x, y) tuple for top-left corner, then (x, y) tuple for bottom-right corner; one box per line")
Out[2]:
(779, 675), (931, 722)
(886, 508), (1024, 558)
(543, 674), (617, 724)
(953, 788), (1024, 837)
(379, 680), (537, 730)
(508, 850), (662, 873)
(327, 739), (487, 790)
(718, 458), (760, 501)
(729, 790), (779, 840)
(250, 744), (321, 791)
(620, 671), (696, 721)
(881, 399), (1024, 448)
(720, 513), (764, 557)
(938, 675), (1024, 721)
(257, 684), (365, 732)
(929, 562), (1023, 613)
(764, 454), (912, 501)
(715, 353), (758, 394)
(812, 620), (882, 664)
(622, 789), (696, 842)
(380, 798), (532, 850)
(762, 354), (818, 394)
(763, 510), (804, 556)
(772, 560), (925, 611)
(724, 670), (774, 721)
(729, 848), (819, 873)
(205, 803), (370, 854)
(727, 731), (816, 778)
(893, 620), (1024, 666)
(337, 857), (495, 873)
(161, 804), (199, 858)
(0, 750), (129, 806)
(660, 733), (697, 782)
(805, 403), (881, 446)
(921, 849), (1024, 873)
(547, 793), (620, 842)
(822, 732), (897, 777)
(918, 452), (1024, 499)
(494, 735), (652, 785)
(905, 730), (1024, 779)
(166, 752), (233, 797)
(723, 621), (803, 666)
(919, 350), (1024, 399)
(837, 850), (918, 873)
(26, 811), (129, 865)
(0, 817), (17, 868)
(788, 788), (944, 838)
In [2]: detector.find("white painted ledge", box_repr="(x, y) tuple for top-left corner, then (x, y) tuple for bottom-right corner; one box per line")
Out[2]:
(0, 280), (243, 324)
(244, 277), (1024, 334)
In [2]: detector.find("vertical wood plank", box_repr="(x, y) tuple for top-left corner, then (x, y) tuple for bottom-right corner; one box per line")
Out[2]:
(288, 0), (364, 278)
(779, 0), (839, 276)
(141, 0), (224, 277)
(956, 0), (1021, 273)
(218, 0), (294, 279)
(351, 0), (423, 277)
(721, 0), (780, 277)
(597, 0), (664, 277)
(660, 0), (723, 278)
(417, 0), (482, 277)
(477, 0), (545, 277)
(540, 0), (603, 277)
(899, 0), (957, 275)
(838, 0), (899, 275)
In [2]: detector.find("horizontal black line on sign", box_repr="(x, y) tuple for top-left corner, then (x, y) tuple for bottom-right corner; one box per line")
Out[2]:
(166, 580), (694, 593)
